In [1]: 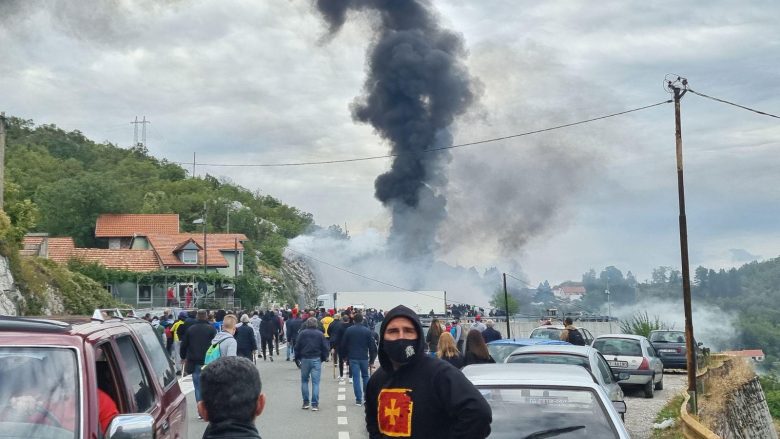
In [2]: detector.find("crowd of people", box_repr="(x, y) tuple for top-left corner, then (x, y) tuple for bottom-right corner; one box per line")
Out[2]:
(141, 304), (501, 438)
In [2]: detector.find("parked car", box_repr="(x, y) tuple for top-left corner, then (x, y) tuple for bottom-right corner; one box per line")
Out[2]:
(529, 325), (595, 345)
(649, 329), (696, 370)
(592, 334), (664, 398)
(487, 338), (570, 364)
(462, 363), (630, 438)
(0, 310), (187, 439)
(505, 345), (628, 418)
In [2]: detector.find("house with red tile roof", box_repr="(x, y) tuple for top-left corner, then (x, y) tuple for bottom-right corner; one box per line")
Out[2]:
(722, 349), (765, 362)
(552, 283), (586, 301)
(23, 214), (249, 307)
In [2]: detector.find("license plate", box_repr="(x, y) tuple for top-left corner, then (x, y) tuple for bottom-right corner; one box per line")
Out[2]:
(659, 349), (677, 353)
(608, 360), (628, 368)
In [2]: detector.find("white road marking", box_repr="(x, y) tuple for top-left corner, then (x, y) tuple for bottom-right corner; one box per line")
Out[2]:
(338, 394), (346, 401)
(338, 387), (346, 393)
(337, 405), (346, 412)
(338, 417), (348, 425)
(338, 432), (350, 439)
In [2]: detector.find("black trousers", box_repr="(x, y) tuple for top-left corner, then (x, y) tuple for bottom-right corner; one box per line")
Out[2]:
(260, 335), (274, 358)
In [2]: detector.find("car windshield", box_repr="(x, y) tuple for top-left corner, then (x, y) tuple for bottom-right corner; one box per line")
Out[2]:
(507, 353), (591, 371)
(530, 328), (563, 340)
(650, 331), (685, 343)
(488, 344), (524, 363)
(0, 347), (79, 439)
(594, 338), (642, 357)
(477, 386), (619, 438)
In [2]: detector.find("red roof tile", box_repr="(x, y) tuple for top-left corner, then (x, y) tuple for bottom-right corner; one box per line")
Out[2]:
(95, 214), (180, 238)
(22, 236), (77, 261)
(146, 233), (247, 268)
(723, 349), (765, 358)
(69, 249), (161, 272)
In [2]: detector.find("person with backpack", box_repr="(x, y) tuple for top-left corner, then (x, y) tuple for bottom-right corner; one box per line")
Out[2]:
(205, 315), (238, 367)
(450, 319), (464, 352)
(560, 317), (586, 346)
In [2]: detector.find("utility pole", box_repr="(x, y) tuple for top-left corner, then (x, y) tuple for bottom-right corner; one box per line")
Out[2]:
(667, 75), (697, 414)
(203, 201), (208, 274)
(503, 273), (511, 338)
(605, 277), (612, 333)
(0, 112), (6, 210)
(192, 152), (196, 178)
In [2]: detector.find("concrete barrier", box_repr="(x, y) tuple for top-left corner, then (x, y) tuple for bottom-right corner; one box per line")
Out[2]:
(681, 392), (721, 439)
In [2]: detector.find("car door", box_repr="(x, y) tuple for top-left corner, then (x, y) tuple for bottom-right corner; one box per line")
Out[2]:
(644, 341), (664, 382)
(594, 352), (624, 402)
(582, 328), (595, 345)
(114, 335), (161, 432)
(130, 322), (186, 438)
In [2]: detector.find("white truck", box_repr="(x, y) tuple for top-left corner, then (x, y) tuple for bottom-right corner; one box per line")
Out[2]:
(316, 291), (447, 315)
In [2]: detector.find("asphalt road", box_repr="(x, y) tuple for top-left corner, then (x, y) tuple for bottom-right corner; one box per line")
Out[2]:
(181, 344), (371, 439)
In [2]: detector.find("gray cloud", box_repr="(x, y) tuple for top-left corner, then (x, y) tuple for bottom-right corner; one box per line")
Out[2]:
(1, 0), (777, 285)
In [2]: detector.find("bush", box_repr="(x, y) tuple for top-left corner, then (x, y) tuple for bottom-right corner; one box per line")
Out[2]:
(619, 311), (671, 337)
(760, 375), (780, 419)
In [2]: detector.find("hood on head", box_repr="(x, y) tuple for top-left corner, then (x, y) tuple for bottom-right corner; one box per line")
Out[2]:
(377, 305), (425, 371)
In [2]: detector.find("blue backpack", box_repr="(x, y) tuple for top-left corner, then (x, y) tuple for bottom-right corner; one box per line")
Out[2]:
(204, 337), (231, 366)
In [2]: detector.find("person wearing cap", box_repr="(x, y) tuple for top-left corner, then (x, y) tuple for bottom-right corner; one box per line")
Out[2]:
(364, 305), (491, 439)
(450, 318), (464, 352)
(471, 315), (487, 333)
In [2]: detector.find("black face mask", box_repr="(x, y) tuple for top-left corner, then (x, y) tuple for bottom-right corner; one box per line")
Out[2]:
(384, 339), (418, 365)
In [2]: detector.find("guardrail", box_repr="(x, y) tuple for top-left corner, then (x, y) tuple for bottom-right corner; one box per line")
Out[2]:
(680, 391), (721, 439)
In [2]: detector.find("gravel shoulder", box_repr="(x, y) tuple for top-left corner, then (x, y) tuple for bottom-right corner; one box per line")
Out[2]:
(623, 371), (687, 438)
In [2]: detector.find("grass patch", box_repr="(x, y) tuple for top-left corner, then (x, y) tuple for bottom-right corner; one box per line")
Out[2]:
(651, 394), (686, 439)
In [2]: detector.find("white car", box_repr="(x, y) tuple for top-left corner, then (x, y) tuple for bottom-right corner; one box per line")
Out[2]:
(505, 344), (628, 418)
(592, 334), (665, 398)
(463, 363), (631, 439)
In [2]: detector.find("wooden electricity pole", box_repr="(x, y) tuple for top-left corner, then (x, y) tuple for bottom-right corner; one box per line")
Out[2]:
(668, 76), (697, 414)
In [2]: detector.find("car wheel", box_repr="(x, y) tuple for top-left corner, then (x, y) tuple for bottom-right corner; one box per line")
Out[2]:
(644, 376), (655, 398)
(655, 375), (664, 390)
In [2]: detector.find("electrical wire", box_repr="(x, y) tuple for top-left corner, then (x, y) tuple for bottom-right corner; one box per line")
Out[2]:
(171, 100), (672, 168)
(504, 272), (531, 287)
(285, 247), (459, 302)
(687, 88), (780, 119)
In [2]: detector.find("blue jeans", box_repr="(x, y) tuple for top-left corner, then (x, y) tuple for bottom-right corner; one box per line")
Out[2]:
(287, 342), (295, 360)
(300, 358), (322, 406)
(349, 359), (369, 403)
(192, 364), (203, 402)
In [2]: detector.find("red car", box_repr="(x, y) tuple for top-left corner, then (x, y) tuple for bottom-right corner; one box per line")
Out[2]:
(0, 311), (187, 439)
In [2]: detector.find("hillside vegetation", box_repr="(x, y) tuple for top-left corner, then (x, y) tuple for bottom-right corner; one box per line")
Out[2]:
(3, 117), (314, 307)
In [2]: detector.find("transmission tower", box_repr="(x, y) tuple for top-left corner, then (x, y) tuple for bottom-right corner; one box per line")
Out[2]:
(130, 116), (151, 149)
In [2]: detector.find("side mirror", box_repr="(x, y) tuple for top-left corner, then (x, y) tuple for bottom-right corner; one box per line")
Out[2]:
(106, 414), (155, 439)
(612, 400), (627, 414)
(615, 372), (630, 382)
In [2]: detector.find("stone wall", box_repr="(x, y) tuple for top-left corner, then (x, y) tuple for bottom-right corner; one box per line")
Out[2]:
(715, 377), (778, 439)
(0, 256), (22, 315)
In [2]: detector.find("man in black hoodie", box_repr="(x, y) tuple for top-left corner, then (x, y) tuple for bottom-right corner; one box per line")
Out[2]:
(180, 309), (217, 405)
(364, 305), (492, 439)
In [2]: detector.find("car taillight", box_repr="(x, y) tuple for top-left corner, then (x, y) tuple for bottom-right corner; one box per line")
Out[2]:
(639, 357), (649, 370)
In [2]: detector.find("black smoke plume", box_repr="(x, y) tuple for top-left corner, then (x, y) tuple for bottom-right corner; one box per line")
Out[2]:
(315, 0), (477, 260)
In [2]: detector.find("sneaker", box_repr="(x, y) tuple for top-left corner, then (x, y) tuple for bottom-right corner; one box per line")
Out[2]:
(356, 401), (363, 406)
(349, 378), (353, 384)
(302, 402), (310, 410)
(270, 356), (274, 362)
(286, 358), (291, 361)
(338, 377), (345, 383)
(311, 405), (319, 411)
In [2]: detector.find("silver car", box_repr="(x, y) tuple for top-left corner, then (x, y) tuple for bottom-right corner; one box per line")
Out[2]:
(463, 363), (631, 439)
(592, 334), (664, 398)
(505, 345), (627, 418)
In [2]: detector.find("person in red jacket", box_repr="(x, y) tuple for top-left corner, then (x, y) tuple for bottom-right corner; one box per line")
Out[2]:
(98, 388), (119, 433)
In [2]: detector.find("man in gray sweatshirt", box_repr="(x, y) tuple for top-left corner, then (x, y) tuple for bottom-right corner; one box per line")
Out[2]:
(211, 314), (238, 358)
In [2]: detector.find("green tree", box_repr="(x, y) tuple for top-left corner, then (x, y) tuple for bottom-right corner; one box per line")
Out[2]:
(490, 288), (519, 315)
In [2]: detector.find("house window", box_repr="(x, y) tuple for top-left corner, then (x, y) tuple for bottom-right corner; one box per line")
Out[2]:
(104, 285), (113, 295)
(181, 249), (198, 265)
(138, 285), (152, 304)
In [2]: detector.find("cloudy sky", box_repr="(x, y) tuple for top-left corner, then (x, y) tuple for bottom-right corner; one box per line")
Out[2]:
(2, 0), (778, 287)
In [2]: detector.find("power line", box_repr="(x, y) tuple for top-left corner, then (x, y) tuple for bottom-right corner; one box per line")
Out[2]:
(172, 100), (672, 168)
(504, 272), (531, 287)
(687, 88), (780, 119)
(285, 247), (454, 302)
